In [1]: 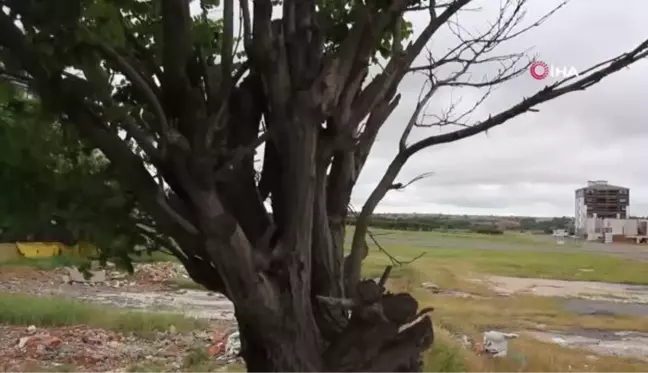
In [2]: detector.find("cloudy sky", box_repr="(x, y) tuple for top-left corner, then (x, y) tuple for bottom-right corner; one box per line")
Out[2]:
(349, 0), (648, 217)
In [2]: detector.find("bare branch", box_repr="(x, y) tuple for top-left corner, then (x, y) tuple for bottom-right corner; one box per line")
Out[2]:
(378, 265), (392, 289)
(408, 0), (565, 74)
(221, 0), (234, 95)
(405, 38), (648, 157)
(95, 42), (170, 140)
(348, 204), (426, 267)
(398, 309), (434, 333)
(390, 172), (435, 190)
(316, 295), (356, 308)
(239, 0), (252, 51)
(156, 191), (199, 235)
(400, 80), (439, 152)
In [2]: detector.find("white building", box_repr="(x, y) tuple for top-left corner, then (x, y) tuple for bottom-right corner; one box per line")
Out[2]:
(574, 181), (629, 238)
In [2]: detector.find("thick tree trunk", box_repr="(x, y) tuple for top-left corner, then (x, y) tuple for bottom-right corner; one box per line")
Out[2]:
(238, 287), (432, 372)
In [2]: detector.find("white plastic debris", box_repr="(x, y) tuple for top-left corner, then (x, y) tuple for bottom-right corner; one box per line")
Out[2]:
(216, 330), (241, 361)
(483, 330), (519, 357)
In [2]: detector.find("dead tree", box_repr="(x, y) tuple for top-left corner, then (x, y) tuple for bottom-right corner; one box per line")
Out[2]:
(0, 0), (647, 370)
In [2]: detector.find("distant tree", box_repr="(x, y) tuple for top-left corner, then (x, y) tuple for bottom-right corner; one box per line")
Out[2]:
(1, 0), (647, 370)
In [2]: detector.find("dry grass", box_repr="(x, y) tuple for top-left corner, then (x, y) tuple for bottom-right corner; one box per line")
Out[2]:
(360, 240), (648, 372)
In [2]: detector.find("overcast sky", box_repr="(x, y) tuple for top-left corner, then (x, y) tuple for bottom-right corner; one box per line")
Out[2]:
(196, 0), (648, 218)
(350, 0), (648, 217)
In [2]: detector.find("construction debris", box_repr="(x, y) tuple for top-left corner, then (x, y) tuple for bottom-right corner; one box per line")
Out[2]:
(1, 324), (229, 372)
(481, 330), (519, 357)
(208, 328), (241, 363)
(134, 262), (189, 283)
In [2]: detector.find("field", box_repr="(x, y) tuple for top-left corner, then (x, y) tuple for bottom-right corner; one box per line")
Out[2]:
(355, 228), (648, 371)
(2, 228), (648, 371)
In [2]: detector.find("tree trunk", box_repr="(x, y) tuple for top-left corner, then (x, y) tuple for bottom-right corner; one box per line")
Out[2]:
(229, 280), (434, 372)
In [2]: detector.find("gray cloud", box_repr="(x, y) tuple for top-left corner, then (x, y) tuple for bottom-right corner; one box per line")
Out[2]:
(351, 0), (648, 217)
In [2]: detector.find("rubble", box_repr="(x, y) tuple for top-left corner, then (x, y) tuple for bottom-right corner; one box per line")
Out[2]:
(134, 262), (189, 283)
(420, 282), (486, 299)
(481, 330), (519, 357)
(0, 324), (230, 372)
(208, 328), (241, 363)
(422, 281), (441, 293)
(66, 268), (107, 283)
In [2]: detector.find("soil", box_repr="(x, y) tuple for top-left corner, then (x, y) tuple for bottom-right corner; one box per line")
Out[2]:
(0, 263), (237, 372)
(476, 275), (648, 361)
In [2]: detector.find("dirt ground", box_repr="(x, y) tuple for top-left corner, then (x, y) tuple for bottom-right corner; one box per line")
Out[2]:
(0, 263), (237, 372)
(473, 274), (648, 361)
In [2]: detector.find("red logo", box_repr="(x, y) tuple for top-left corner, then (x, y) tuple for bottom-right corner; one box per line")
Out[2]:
(530, 61), (549, 80)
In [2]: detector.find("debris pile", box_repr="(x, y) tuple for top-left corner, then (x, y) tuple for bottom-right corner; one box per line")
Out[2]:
(453, 331), (519, 358)
(134, 262), (189, 283)
(1, 324), (228, 372)
(479, 330), (519, 357)
(56, 262), (189, 289)
(208, 328), (241, 363)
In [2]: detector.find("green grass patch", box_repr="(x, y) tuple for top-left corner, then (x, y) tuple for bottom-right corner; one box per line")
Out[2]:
(0, 292), (205, 336)
(424, 338), (467, 372)
(346, 226), (558, 247)
(402, 247), (648, 285)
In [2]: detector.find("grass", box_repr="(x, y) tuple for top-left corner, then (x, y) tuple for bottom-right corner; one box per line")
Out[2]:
(5, 228), (648, 371)
(128, 347), (246, 372)
(0, 249), (177, 270)
(415, 247), (648, 285)
(0, 292), (205, 337)
(375, 266), (648, 372)
(0, 254), (90, 270)
(346, 226), (573, 247)
(360, 236), (648, 372)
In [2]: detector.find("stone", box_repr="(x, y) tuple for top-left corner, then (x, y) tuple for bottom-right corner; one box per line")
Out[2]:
(168, 325), (177, 334)
(27, 325), (36, 334)
(482, 331), (518, 357)
(421, 281), (441, 293)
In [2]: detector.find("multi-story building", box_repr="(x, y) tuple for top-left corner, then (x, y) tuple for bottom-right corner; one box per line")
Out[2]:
(574, 180), (630, 238)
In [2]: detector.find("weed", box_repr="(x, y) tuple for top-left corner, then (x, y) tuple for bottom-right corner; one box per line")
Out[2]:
(0, 292), (205, 336)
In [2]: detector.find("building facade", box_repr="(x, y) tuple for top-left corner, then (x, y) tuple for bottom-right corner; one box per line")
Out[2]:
(574, 180), (630, 237)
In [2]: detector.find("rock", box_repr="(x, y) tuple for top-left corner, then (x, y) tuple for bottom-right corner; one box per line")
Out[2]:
(421, 282), (441, 293)
(67, 268), (106, 283)
(168, 325), (177, 334)
(17, 335), (62, 350)
(27, 325), (37, 334)
(17, 336), (30, 349)
(457, 334), (473, 349)
(61, 275), (71, 284)
(586, 355), (599, 361)
(107, 340), (121, 348)
(482, 331), (518, 357)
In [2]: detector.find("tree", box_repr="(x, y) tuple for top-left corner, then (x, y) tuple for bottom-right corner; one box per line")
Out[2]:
(0, 81), (173, 268)
(0, 0), (646, 370)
